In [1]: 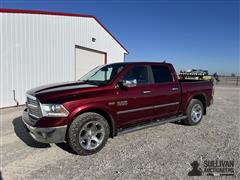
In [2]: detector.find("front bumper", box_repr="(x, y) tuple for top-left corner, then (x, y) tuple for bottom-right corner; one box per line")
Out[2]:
(22, 110), (67, 143)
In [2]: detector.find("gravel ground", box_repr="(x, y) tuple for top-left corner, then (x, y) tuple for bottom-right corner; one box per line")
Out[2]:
(1, 86), (239, 180)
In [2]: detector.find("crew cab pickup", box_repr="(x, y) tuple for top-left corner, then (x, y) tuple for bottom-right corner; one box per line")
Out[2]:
(22, 62), (214, 155)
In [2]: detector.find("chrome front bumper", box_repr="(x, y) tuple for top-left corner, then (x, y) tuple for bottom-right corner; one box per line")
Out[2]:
(22, 111), (67, 143)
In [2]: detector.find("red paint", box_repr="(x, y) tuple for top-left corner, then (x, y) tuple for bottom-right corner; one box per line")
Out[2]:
(0, 8), (129, 54)
(24, 62), (214, 134)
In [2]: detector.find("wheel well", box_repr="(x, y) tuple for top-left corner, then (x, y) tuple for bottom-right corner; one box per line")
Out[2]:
(67, 109), (115, 139)
(192, 94), (206, 114)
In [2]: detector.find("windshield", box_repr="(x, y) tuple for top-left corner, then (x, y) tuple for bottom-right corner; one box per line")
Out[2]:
(79, 63), (126, 85)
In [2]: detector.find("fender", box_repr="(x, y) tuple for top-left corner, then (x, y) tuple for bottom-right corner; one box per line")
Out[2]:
(182, 92), (207, 114)
(67, 103), (117, 138)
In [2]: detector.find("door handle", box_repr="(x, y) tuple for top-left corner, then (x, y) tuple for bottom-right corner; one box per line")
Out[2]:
(172, 87), (179, 91)
(143, 90), (152, 94)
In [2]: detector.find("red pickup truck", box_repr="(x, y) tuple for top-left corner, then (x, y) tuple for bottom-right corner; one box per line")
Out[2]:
(23, 62), (213, 155)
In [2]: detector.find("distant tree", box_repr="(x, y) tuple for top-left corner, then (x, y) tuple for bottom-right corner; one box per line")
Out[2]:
(231, 73), (236, 77)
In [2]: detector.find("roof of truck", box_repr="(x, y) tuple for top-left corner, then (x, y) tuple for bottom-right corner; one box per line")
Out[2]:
(111, 62), (172, 65)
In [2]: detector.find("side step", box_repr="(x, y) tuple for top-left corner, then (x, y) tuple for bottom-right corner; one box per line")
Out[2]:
(117, 115), (187, 136)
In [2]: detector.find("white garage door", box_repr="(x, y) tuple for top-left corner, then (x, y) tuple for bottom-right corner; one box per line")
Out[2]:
(75, 47), (106, 80)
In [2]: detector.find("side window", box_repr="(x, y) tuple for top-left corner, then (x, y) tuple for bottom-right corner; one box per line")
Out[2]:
(151, 65), (173, 83)
(122, 66), (150, 85)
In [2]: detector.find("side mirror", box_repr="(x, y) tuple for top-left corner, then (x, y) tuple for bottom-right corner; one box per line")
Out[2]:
(123, 79), (137, 87)
(117, 79), (137, 90)
(117, 81), (128, 91)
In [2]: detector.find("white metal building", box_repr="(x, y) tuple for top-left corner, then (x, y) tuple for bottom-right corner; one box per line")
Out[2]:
(0, 9), (128, 108)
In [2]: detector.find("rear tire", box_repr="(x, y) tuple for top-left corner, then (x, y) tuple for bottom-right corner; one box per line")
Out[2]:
(67, 112), (110, 155)
(183, 99), (203, 125)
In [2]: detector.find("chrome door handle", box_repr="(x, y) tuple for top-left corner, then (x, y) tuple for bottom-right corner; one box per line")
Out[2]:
(172, 87), (179, 91)
(143, 90), (152, 94)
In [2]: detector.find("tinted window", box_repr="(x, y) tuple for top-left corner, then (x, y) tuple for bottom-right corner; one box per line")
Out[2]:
(122, 66), (150, 85)
(151, 66), (173, 83)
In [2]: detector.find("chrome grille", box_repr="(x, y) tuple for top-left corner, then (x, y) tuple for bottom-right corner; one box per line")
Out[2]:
(26, 95), (42, 119)
(27, 98), (38, 106)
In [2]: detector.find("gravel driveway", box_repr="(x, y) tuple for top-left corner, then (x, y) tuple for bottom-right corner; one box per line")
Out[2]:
(1, 86), (239, 179)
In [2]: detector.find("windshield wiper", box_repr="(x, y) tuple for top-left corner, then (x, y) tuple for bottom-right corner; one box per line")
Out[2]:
(82, 80), (96, 84)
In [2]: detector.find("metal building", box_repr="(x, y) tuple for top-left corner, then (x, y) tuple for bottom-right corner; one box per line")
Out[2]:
(0, 9), (128, 108)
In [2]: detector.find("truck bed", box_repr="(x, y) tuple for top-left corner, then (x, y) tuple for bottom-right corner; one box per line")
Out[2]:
(178, 79), (213, 114)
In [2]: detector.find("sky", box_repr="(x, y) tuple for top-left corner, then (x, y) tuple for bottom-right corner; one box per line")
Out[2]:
(1, 0), (239, 75)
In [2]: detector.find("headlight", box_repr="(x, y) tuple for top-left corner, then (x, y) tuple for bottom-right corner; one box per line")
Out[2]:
(40, 104), (69, 117)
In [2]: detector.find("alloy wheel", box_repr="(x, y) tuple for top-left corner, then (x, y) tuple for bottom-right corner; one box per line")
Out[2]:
(78, 121), (105, 150)
(191, 104), (203, 123)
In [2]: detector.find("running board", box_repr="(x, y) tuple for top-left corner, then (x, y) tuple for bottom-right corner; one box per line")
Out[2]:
(117, 115), (187, 136)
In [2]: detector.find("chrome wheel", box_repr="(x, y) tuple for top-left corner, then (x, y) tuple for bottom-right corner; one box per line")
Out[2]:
(79, 121), (105, 150)
(191, 104), (202, 123)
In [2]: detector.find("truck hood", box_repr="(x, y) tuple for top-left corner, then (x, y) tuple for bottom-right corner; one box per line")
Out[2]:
(26, 81), (99, 103)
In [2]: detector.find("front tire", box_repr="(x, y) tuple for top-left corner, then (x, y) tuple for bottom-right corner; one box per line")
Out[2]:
(183, 99), (204, 125)
(67, 112), (110, 155)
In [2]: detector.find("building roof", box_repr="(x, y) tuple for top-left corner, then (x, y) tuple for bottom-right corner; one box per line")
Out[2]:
(0, 8), (129, 54)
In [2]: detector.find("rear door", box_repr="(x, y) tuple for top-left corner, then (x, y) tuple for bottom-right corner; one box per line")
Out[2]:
(150, 65), (181, 118)
(116, 65), (155, 127)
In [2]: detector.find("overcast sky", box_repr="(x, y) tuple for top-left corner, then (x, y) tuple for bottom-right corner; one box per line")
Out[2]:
(1, 0), (239, 75)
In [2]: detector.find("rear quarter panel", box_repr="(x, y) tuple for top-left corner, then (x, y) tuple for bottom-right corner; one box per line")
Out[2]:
(179, 81), (213, 114)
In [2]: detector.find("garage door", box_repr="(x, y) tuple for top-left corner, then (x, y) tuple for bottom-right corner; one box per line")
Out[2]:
(75, 46), (106, 80)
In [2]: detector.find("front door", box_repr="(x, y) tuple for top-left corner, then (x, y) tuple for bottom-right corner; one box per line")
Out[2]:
(116, 65), (155, 127)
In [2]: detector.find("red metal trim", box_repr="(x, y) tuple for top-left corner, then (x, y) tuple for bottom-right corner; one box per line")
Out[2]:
(0, 8), (129, 54)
